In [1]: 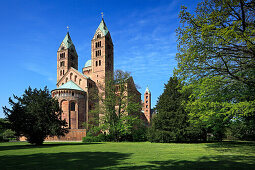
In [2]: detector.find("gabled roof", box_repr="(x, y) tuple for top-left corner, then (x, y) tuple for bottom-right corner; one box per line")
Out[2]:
(145, 87), (151, 94)
(57, 80), (84, 91)
(57, 67), (90, 87)
(97, 19), (109, 36)
(62, 32), (74, 49)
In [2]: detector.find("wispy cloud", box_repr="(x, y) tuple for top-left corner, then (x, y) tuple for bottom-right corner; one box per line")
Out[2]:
(23, 62), (55, 82)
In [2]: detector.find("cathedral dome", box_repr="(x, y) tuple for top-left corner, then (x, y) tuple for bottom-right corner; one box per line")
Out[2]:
(84, 60), (91, 68)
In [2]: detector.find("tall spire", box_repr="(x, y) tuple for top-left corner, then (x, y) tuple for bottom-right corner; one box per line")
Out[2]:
(62, 31), (74, 49)
(97, 18), (109, 36)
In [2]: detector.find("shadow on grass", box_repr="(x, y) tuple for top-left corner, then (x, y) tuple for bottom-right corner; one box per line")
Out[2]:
(0, 142), (102, 151)
(205, 141), (255, 154)
(0, 151), (132, 169)
(117, 155), (255, 170)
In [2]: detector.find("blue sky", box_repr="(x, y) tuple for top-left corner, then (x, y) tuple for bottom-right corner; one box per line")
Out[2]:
(0, 0), (200, 118)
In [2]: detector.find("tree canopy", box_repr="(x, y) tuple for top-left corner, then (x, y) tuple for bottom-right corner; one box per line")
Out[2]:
(149, 77), (194, 142)
(86, 70), (144, 142)
(176, 0), (255, 87)
(176, 0), (255, 141)
(3, 87), (68, 145)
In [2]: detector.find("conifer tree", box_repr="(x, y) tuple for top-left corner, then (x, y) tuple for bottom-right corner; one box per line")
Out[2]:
(149, 77), (190, 142)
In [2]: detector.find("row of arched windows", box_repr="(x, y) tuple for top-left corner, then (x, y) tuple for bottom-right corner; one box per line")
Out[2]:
(96, 50), (101, 57)
(65, 72), (82, 85)
(95, 41), (101, 48)
(95, 60), (101, 67)
(60, 70), (65, 76)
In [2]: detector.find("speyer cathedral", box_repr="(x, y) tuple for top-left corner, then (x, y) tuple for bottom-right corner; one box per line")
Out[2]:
(49, 17), (152, 140)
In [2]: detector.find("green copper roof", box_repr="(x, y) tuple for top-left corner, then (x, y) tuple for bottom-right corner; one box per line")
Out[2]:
(97, 19), (109, 36)
(84, 60), (91, 67)
(62, 32), (74, 48)
(145, 87), (151, 94)
(57, 80), (84, 91)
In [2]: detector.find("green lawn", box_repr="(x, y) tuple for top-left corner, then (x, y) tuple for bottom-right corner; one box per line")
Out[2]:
(0, 141), (255, 169)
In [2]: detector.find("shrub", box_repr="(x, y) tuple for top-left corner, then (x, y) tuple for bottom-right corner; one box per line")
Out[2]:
(82, 133), (112, 143)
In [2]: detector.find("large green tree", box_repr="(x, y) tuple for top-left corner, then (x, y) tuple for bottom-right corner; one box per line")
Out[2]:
(149, 77), (194, 142)
(3, 87), (68, 145)
(86, 70), (144, 142)
(176, 0), (255, 141)
(176, 0), (255, 87)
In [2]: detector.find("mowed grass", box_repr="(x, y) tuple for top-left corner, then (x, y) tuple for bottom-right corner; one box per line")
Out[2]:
(1, 141), (255, 169)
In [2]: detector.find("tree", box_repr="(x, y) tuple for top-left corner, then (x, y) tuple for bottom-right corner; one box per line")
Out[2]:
(0, 118), (16, 142)
(86, 70), (144, 142)
(176, 0), (255, 141)
(176, 0), (255, 87)
(148, 77), (193, 142)
(3, 87), (68, 145)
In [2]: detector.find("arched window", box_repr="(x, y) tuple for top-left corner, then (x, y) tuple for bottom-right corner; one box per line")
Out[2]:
(60, 53), (65, 59)
(99, 60), (101, 66)
(74, 75), (77, 82)
(96, 61), (98, 66)
(60, 70), (62, 76)
(79, 79), (82, 85)
(70, 73), (73, 80)
(97, 34), (101, 38)
(60, 61), (65, 67)
(66, 77), (68, 82)
(63, 70), (65, 75)
(70, 102), (75, 111)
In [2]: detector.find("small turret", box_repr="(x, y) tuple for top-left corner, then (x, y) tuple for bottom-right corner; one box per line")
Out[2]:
(144, 86), (151, 123)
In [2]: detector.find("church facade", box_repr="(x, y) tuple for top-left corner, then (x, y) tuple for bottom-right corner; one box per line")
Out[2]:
(49, 18), (151, 141)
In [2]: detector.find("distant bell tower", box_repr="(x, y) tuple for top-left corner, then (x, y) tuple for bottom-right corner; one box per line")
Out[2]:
(144, 87), (151, 123)
(57, 29), (78, 82)
(91, 14), (114, 90)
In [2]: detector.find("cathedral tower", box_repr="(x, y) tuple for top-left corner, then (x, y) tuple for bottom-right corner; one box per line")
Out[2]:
(144, 87), (151, 123)
(91, 18), (114, 90)
(57, 31), (78, 82)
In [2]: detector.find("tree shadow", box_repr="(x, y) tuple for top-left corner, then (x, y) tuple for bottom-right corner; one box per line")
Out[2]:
(0, 142), (102, 151)
(117, 155), (255, 170)
(0, 151), (132, 169)
(205, 141), (255, 154)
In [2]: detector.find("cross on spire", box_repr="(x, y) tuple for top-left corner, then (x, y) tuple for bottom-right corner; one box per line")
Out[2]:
(67, 26), (70, 32)
(101, 12), (104, 19)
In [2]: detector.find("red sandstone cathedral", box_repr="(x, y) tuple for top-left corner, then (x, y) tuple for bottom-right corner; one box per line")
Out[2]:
(49, 17), (151, 141)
